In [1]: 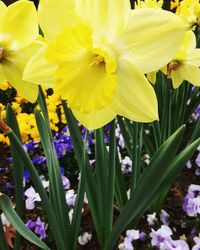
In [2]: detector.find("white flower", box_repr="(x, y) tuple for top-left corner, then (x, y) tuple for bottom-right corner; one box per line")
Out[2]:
(78, 232), (92, 245)
(147, 212), (158, 225)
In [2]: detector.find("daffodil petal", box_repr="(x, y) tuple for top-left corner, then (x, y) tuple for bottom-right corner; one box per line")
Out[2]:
(23, 45), (55, 88)
(72, 106), (116, 130)
(112, 60), (158, 122)
(1, 0), (38, 48)
(75, 0), (130, 41)
(0, 1), (6, 24)
(178, 64), (200, 86)
(171, 70), (183, 88)
(38, 0), (77, 41)
(189, 49), (200, 66)
(117, 8), (185, 73)
(0, 65), (5, 83)
(2, 62), (38, 103)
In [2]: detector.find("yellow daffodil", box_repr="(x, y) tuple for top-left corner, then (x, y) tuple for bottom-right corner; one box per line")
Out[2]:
(24, 0), (186, 129)
(167, 31), (200, 88)
(135, 0), (163, 9)
(0, 0), (42, 102)
(176, 0), (200, 29)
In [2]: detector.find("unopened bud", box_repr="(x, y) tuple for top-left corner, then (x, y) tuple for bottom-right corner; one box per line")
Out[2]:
(0, 118), (10, 134)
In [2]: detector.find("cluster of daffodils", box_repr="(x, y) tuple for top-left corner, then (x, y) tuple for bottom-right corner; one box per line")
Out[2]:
(0, 0), (194, 131)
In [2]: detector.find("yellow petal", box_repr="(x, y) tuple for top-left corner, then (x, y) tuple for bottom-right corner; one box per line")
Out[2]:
(23, 44), (55, 88)
(112, 60), (158, 122)
(171, 70), (183, 88)
(72, 106), (116, 130)
(189, 49), (200, 66)
(1, 0), (38, 48)
(0, 65), (5, 83)
(178, 64), (200, 86)
(117, 8), (185, 73)
(38, 0), (77, 41)
(2, 62), (38, 103)
(0, 1), (6, 24)
(75, 0), (130, 42)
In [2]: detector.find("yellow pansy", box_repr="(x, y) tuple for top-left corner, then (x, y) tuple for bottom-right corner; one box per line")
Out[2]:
(135, 0), (163, 9)
(24, 0), (186, 129)
(167, 31), (200, 88)
(176, 0), (200, 29)
(170, 0), (180, 11)
(0, 0), (42, 103)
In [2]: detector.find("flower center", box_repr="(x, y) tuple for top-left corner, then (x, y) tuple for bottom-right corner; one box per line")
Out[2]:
(0, 47), (4, 60)
(89, 54), (105, 68)
(167, 60), (180, 76)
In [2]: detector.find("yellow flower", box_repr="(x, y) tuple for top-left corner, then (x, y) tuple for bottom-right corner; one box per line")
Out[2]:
(0, 81), (11, 91)
(176, 0), (200, 29)
(135, 0), (163, 9)
(170, 0), (180, 11)
(0, 0), (42, 103)
(167, 31), (200, 88)
(24, 0), (186, 129)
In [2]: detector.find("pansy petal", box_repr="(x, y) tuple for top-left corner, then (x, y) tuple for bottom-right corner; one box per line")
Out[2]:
(2, 62), (38, 103)
(23, 45), (55, 88)
(75, 0), (130, 41)
(112, 60), (158, 122)
(117, 9), (185, 73)
(1, 0), (38, 48)
(72, 106), (116, 130)
(38, 0), (77, 41)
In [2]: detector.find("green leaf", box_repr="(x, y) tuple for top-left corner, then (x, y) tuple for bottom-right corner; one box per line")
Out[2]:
(34, 109), (70, 250)
(6, 104), (24, 249)
(7, 130), (64, 250)
(105, 125), (185, 250)
(0, 193), (49, 250)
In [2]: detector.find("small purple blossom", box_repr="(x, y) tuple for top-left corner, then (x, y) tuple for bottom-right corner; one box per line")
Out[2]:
(192, 237), (200, 250)
(26, 217), (47, 239)
(65, 189), (77, 206)
(24, 186), (41, 210)
(121, 156), (132, 174)
(195, 152), (200, 167)
(183, 184), (200, 217)
(160, 209), (170, 226)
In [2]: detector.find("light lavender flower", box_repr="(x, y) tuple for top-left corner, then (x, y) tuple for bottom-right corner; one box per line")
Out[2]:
(192, 237), (200, 250)
(24, 186), (41, 210)
(183, 184), (200, 217)
(160, 209), (170, 226)
(121, 156), (132, 174)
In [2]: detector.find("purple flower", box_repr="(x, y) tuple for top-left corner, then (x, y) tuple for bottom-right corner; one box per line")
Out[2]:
(150, 225), (189, 250)
(34, 217), (47, 239)
(65, 189), (77, 206)
(121, 156), (132, 174)
(24, 186), (41, 210)
(195, 152), (200, 167)
(192, 237), (200, 250)
(160, 209), (170, 226)
(32, 155), (46, 165)
(26, 217), (47, 240)
(183, 184), (200, 217)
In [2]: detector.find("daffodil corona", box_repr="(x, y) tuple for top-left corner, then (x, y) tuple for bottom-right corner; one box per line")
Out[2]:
(24, 0), (186, 129)
(0, 0), (41, 103)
